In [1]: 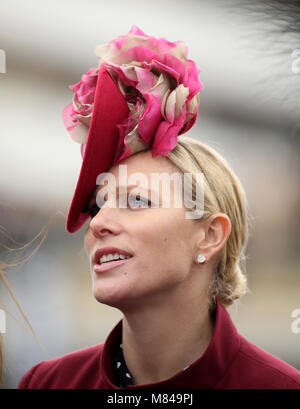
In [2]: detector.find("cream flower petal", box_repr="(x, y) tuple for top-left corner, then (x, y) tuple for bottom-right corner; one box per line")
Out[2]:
(96, 35), (150, 65)
(165, 89), (176, 123)
(125, 124), (148, 154)
(151, 73), (171, 96)
(160, 89), (171, 118)
(187, 94), (199, 114)
(183, 94), (199, 126)
(168, 42), (188, 61)
(95, 43), (117, 64)
(120, 34), (151, 53)
(116, 77), (127, 95)
(163, 84), (189, 123)
(174, 84), (189, 118)
(73, 113), (92, 128)
(70, 123), (89, 144)
(120, 65), (139, 82)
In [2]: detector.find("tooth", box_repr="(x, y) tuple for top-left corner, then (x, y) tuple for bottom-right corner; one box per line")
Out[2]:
(99, 252), (132, 264)
(100, 255), (106, 263)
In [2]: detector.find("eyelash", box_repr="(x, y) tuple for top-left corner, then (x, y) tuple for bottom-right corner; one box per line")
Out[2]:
(88, 203), (101, 218)
(88, 194), (152, 218)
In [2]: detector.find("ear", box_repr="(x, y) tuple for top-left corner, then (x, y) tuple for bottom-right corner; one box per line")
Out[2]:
(195, 214), (231, 262)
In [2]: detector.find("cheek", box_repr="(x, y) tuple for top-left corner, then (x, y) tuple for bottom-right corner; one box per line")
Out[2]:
(84, 228), (94, 258)
(160, 220), (194, 268)
(136, 215), (191, 269)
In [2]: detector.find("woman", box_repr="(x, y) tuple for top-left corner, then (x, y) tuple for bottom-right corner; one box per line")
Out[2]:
(18, 26), (300, 389)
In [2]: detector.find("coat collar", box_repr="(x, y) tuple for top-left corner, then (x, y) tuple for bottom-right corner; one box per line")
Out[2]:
(101, 298), (241, 388)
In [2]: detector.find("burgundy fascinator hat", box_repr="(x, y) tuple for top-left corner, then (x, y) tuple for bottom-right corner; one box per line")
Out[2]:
(63, 25), (203, 233)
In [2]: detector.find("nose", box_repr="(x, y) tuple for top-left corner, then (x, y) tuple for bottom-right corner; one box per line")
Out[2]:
(89, 208), (117, 238)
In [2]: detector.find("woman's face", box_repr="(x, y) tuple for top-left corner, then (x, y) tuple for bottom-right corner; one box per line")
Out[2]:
(84, 150), (208, 312)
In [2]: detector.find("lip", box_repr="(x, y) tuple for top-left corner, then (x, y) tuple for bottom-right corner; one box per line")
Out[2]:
(93, 246), (133, 266)
(94, 257), (133, 274)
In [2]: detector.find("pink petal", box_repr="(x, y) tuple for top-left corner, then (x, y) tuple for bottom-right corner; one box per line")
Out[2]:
(179, 111), (197, 134)
(128, 25), (147, 36)
(144, 59), (179, 85)
(62, 103), (77, 133)
(104, 63), (137, 87)
(134, 66), (156, 92)
(151, 113), (186, 157)
(138, 93), (163, 145)
(122, 45), (158, 64)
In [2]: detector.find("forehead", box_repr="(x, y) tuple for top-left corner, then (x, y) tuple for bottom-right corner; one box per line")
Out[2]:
(110, 150), (177, 179)
(102, 151), (178, 188)
(88, 150), (180, 202)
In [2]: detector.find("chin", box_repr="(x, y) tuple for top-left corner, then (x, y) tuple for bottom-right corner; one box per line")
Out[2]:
(92, 285), (148, 312)
(92, 285), (128, 308)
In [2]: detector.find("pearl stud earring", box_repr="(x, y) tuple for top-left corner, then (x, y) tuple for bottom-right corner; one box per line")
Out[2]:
(196, 254), (206, 264)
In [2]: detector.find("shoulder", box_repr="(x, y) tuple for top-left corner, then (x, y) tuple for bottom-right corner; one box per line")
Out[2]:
(221, 334), (300, 389)
(18, 343), (104, 389)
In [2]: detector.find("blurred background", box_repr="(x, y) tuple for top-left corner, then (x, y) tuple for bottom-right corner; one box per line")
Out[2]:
(0, 0), (299, 388)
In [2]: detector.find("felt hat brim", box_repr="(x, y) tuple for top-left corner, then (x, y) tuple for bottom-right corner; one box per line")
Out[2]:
(66, 66), (129, 233)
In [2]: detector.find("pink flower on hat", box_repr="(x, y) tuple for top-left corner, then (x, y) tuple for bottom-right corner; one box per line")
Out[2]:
(63, 26), (202, 163)
(62, 68), (98, 148)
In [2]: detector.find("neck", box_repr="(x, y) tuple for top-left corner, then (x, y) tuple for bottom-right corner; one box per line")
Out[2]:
(121, 293), (215, 385)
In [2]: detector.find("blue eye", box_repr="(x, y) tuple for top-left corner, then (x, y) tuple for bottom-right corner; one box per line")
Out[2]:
(128, 194), (151, 209)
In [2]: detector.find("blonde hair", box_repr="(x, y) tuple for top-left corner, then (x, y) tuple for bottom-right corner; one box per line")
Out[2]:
(167, 135), (250, 311)
(0, 211), (62, 386)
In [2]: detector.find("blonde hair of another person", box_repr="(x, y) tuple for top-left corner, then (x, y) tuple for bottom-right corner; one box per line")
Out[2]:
(0, 211), (63, 387)
(167, 136), (252, 312)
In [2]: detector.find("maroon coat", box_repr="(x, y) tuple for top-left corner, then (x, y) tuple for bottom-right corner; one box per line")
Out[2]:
(18, 299), (300, 389)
